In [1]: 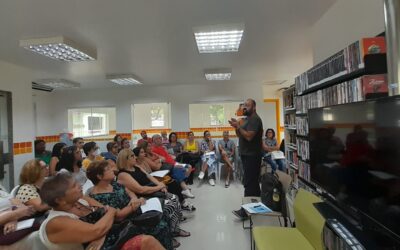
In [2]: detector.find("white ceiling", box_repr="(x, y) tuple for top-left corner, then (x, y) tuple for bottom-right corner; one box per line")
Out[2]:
(0, 0), (336, 89)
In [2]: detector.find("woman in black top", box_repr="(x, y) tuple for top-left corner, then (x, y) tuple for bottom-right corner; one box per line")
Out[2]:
(116, 149), (190, 239)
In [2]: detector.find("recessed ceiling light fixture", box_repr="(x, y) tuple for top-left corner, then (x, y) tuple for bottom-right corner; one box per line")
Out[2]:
(106, 74), (142, 85)
(20, 36), (96, 62)
(194, 24), (244, 53)
(34, 79), (81, 89)
(205, 69), (232, 81)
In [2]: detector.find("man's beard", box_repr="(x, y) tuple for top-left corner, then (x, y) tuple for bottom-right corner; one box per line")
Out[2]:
(243, 109), (251, 116)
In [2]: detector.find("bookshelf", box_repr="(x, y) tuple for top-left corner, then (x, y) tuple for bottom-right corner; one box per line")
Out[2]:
(282, 36), (388, 230)
(282, 86), (299, 197)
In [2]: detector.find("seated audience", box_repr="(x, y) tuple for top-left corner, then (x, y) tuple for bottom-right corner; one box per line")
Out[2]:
(117, 149), (191, 241)
(39, 172), (165, 250)
(121, 138), (131, 150)
(72, 137), (85, 158)
(151, 135), (195, 198)
(16, 159), (50, 213)
(141, 141), (163, 171)
(166, 132), (183, 156)
(102, 142), (118, 163)
(161, 131), (169, 146)
(262, 128), (285, 171)
(34, 140), (51, 165)
(137, 131), (152, 146)
(218, 131), (236, 188)
(49, 142), (67, 176)
(82, 142), (104, 171)
(87, 160), (174, 249)
(113, 134), (123, 152)
(56, 146), (87, 186)
(180, 131), (201, 185)
(199, 131), (218, 186)
(133, 147), (196, 211)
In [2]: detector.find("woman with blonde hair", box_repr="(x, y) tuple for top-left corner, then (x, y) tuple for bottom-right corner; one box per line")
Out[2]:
(16, 159), (50, 212)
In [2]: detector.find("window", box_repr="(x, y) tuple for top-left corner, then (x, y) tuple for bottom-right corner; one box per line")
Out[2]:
(68, 107), (116, 138)
(209, 105), (224, 126)
(132, 103), (171, 129)
(150, 106), (165, 127)
(189, 102), (242, 128)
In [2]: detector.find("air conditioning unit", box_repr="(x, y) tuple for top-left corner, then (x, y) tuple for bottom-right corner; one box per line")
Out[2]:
(32, 82), (54, 92)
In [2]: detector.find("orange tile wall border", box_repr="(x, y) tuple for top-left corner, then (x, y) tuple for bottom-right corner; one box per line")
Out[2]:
(13, 141), (33, 155)
(36, 135), (59, 143)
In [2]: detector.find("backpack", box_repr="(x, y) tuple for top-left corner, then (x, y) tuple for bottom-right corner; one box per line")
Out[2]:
(260, 171), (286, 216)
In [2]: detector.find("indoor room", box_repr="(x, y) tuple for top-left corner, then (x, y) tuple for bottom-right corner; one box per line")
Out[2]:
(0, 0), (399, 249)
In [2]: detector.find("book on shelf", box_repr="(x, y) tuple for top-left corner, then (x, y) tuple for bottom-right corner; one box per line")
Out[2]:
(286, 150), (298, 166)
(284, 113), (296, 127)
(298, 160), (310, 182)
(361, 74), (388, 98)
(296, 117), (308, 136)
(297, 139), (309, 161)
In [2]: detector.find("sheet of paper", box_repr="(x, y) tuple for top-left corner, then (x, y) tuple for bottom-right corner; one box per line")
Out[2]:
(241, 202), (272, 214)
(16, 218), (35, 231)
(150, 170), (170, 178)
(141, 198), (163, 213)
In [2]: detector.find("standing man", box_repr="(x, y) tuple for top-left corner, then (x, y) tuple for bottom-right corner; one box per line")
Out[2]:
(229, 99), (263, 220)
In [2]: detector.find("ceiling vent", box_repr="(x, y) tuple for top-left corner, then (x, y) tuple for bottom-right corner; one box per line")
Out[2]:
(32, 82), (54, 92)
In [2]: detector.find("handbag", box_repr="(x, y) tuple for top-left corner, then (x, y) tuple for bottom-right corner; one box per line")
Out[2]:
(132, 198), (164, 227)
(271, 151), (285, 160)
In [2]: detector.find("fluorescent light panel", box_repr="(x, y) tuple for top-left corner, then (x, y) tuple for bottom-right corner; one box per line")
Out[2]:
(20, 36), (96, 62)
(194, 24), (244, 53)
(107, 75), (142, 85)
(35, 79), (81, 89)
(205, 69), (232, 81)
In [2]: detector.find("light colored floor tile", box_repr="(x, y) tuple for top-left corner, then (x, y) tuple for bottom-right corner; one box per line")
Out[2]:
(178, 179), (279, 250)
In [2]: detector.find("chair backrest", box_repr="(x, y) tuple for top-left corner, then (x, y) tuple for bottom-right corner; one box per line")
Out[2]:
(10, 185), (20, 198)
(294, 189), (325, 250)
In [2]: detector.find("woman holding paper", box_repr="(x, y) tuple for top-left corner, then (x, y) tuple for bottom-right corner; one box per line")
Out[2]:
(117, 149), (191, 241)
(86, 160), (173, 249)
(198, 131), (218, 186)
(39, 172), (167, 250)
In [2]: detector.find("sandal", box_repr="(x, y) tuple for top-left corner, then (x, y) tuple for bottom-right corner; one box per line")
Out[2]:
(173, 228), (191, 237)
(173, 238), (181, 248)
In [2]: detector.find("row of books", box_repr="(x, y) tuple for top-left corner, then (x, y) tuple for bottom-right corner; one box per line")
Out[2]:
(298, 160), (310, 182)
(296, 117), (308, 136)
(297, 139), (309, 161)
(295, 74), (388, 113)
(288, 168), (298, 189)
(286, 150), (299, 166)
(323, 220), (364, 250)
(286, 132), (296, 145)
(283, 88), (296, 109)
(295, 37), (386, 94)
(284, 113), (296, 127)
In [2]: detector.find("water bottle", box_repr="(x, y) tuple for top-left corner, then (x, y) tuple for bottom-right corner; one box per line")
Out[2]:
(273, 188), (280, 202)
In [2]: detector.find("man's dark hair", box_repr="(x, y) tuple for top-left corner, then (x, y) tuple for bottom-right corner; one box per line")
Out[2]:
(248, 98), (256, 107)
(72, 137), (83, 144)
(34, 139), (45, 147)
(106, 142), (117, 152)
(83, 141), (97, 156)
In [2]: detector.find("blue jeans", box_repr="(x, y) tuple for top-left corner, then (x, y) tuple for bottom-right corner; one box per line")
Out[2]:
(264, 154), (285, 172)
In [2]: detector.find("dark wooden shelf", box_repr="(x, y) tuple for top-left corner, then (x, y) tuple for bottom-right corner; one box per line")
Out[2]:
(299, 53), (387, 96)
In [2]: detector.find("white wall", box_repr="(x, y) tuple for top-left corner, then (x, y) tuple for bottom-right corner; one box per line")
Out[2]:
(311, 0), (385, 64)
(0, 60), (41, 187)
(34, 82), (282, 143)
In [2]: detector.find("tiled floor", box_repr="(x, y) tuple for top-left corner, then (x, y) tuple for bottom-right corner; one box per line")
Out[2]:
(178, 179), (280, 250)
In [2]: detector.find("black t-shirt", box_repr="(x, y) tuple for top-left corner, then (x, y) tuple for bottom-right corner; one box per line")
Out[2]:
(239, 113), (263, 156)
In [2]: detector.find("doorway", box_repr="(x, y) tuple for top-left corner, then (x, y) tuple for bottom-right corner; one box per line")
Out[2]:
(263, 99), (283, 143)
(0, 91), (13, 191)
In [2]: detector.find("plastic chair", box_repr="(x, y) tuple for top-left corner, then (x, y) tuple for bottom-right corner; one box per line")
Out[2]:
(10, 185), (20, 197)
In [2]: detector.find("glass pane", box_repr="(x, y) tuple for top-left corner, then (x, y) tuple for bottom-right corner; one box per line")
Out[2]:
(209, 104), (224, 126)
